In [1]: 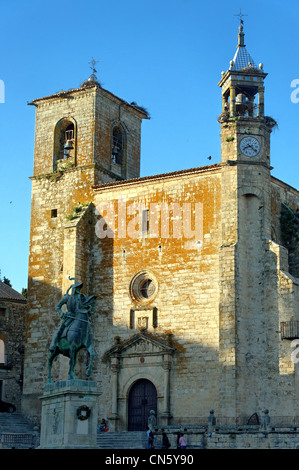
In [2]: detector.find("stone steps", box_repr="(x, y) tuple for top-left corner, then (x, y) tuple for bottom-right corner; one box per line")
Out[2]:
(0, 413), (36, 434)
(0, 413), (38, 448)
(97, 431), (149, 449)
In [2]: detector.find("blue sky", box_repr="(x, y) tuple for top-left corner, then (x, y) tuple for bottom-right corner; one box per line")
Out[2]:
(0, 0), (298, 293)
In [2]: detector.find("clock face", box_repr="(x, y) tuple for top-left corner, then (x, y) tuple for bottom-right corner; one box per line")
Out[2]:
(240, 136), (261, 157)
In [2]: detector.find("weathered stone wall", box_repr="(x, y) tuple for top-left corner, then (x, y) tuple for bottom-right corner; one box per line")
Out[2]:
(31, 85), (145, 184)
(0, 300), (26, 410)
(92, 167), (223, 427)
(32, 89), (96, 176)
(154, 427), (299, 449)
(271, 178), (299, 277)
(94, 88), (144, 181)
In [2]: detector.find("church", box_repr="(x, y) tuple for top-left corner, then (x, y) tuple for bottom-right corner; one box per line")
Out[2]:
(22, 22), (299, 436)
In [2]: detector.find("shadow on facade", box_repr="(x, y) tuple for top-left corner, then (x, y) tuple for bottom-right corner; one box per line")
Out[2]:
(22, 214), (299, 430)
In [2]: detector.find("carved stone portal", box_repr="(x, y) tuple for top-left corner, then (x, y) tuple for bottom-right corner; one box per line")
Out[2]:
(104, 331), (176, 431)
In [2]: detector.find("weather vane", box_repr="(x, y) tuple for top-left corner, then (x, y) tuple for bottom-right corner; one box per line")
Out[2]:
(89, 57), (98, 75)
(234, 8), (248, 25)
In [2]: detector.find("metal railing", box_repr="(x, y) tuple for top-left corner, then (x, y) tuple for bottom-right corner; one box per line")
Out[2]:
(281, 321), (299, 340)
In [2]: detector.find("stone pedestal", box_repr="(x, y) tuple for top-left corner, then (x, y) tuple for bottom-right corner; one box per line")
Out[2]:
(39, 380), (100, 449)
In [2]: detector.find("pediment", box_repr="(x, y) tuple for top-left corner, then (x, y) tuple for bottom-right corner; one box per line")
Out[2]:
(104, 331), (176, 360)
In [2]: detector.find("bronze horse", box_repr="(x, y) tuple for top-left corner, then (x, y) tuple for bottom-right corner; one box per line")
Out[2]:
(47, 280), (97, 383)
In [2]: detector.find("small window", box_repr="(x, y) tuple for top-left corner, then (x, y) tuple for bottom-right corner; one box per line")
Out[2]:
(111, 126), (124, 165)
(142, 209), (149, 235)
(140, 279), (155, 298)
(0, 338), (4, 364)
(0, 308), (6, 317)
(129, 271), (158, 304)
(51, 209), (58, 218)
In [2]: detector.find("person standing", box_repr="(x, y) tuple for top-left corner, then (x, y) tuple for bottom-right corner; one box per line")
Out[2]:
(162, 431), (171, 449)
(178, 433), (187, 449)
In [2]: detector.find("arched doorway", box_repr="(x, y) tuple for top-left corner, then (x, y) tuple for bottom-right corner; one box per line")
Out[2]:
(128, 379), (157, 431)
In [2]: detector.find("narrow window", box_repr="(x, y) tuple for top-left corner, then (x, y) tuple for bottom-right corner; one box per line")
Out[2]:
(153, 307), (158, 328)
(142, 209), (149, 235)
(0, 338), (5, 364)
(111, 126), (124, 165)
(51, 209), (58, 218)
(0, 307), (6, 317)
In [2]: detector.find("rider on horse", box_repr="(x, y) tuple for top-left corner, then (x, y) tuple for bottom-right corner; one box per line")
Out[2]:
(49, 277), (95, 353)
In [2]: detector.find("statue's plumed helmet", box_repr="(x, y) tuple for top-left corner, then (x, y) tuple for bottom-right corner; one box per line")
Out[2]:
(68, 277), (83, 294)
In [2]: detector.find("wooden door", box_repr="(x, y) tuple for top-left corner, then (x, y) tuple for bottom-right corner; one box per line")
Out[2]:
(128, 379), (157, 431)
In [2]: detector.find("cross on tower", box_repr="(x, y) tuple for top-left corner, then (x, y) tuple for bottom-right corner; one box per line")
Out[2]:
(234, 8), (248, 25)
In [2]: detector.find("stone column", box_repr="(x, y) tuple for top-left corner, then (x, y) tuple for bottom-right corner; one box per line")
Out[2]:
(258, 88), (265, 117)
(108, 357), (120, 431)
(229, 86), (236, 117)
(161, 354), (172, 425)
(248, 97), (255, 117)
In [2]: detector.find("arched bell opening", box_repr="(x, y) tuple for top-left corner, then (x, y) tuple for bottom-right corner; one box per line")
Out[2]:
(53, 118), (77, 171)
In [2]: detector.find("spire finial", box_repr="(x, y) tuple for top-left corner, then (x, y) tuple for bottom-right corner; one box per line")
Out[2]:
(88, 57), (99, 82)
(234, 8), (248, 25)
(234, 9), (247, 47)
(80, 57), (101, 88)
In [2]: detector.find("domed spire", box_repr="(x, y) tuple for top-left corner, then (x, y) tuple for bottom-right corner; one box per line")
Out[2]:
(230, 20), (258, 71)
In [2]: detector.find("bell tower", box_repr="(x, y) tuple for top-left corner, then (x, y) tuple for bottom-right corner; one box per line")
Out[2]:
(217, 22), (278, 420)
(218, 22), (276, 167)
(22, 64), (149, 416)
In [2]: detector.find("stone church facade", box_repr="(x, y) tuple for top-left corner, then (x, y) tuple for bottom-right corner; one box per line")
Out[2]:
(22, 24), (299, 434)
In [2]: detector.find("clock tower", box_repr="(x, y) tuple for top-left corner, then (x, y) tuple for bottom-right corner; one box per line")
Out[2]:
(217, 23), (278, 419)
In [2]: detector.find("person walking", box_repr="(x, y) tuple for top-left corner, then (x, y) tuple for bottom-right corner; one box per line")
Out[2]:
(147, 426), (154, 449)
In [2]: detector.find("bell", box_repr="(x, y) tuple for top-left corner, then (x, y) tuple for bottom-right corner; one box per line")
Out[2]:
(64, 140), (74, 150)
(236, 93), (246, 104)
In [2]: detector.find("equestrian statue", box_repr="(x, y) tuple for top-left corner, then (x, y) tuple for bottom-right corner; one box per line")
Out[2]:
(48, 277), (97, 383)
